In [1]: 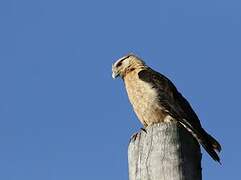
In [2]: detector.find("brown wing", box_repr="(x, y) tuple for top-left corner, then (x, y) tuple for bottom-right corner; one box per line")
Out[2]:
(138, 68), (221, 163)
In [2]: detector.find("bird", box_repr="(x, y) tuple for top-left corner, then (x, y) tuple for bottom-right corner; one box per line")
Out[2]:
(112, 53), (221, 163)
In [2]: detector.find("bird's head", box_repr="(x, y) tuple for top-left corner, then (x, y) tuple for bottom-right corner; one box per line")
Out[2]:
(112, 53), (145, 79)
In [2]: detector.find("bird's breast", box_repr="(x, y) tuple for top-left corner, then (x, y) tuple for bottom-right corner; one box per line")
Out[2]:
(124, 71), (170, 126)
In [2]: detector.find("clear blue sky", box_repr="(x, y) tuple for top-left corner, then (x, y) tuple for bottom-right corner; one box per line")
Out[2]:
(0, 0), (240, 179)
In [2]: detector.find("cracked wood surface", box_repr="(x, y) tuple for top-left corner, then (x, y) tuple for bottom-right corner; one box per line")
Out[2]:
(128, 122), (202, 180)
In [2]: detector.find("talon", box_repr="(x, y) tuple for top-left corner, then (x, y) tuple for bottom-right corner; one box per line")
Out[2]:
(141, 128), (147, 133)
(130, 132), (139, 142)
(129, 128), (147, 142)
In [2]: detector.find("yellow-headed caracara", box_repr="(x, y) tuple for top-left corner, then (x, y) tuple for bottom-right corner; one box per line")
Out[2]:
(112, 54), (221, 163)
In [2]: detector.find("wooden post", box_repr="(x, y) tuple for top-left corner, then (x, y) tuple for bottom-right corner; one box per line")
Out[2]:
(128, 122), (202, 180)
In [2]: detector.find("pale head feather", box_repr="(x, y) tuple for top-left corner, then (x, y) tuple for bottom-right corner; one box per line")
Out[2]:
(112, 53), (146, 79)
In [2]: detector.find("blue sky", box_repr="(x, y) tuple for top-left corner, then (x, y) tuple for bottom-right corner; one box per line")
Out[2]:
(0, 0), (240, 179)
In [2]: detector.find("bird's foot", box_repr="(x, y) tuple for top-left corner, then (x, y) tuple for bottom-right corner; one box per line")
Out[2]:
(130, 132), (139, 142)
(141, 128), (147, 133)
(130, 128), (147, 142)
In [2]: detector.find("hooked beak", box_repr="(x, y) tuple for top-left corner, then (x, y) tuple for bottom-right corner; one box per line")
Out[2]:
(112, 65), (120, 79)
(112, 70), (120, 79)
(112, 72), (117, 79)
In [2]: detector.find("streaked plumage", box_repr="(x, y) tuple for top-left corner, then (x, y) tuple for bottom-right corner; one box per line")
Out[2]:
(112, 54), (221, 163)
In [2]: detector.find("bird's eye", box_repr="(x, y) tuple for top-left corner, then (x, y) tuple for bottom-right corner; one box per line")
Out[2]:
(116, 55), (131, 67)
(116, 61), (122, 67)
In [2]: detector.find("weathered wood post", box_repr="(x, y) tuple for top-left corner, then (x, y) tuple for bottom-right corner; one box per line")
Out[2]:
(128, 122), (202, 180)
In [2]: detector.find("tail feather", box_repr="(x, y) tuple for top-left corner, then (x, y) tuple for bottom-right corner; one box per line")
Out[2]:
(200, 138), (221, 163)
(179, 120), (221, 163)
(199, 129), (221, 163)
(206, 133), (222, 152)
